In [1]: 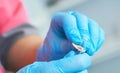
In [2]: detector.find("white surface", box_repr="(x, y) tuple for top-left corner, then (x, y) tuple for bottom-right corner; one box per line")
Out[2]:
(89, 54), (120, 73)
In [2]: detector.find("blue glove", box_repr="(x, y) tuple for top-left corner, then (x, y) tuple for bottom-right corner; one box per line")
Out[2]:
(17, 52), (91, 73)
(36, 11), (105, 61)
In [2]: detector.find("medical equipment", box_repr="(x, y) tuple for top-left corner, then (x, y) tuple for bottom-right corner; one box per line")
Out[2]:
(72, 43), (86, 53)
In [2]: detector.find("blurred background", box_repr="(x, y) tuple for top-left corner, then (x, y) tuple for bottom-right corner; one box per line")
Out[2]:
(10, 0), (120, 73)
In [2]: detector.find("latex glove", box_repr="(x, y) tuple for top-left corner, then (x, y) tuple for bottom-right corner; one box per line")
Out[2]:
(37, 11), (105, 61)
(17, 52), (91, 73)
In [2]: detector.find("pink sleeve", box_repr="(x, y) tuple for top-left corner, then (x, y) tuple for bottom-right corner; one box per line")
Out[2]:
(0, 66), (5, 73)
(0, 0), (29, 35)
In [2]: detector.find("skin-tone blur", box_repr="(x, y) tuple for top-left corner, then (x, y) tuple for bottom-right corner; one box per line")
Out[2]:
(6, 35), (43, 72)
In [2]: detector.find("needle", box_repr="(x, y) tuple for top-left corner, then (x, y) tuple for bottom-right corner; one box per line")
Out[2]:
(72, 43), (86, 53)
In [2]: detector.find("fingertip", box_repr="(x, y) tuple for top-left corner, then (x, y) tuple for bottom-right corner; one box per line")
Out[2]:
(72, 53), (91, 70)
(86, 47), (95, 56)
(80, 53), (91, 67)
(87, 51), (94, 56)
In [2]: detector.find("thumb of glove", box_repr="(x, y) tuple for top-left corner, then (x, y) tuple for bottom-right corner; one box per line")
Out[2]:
(17, 53), (90, 73)
(64, 51), (88, 73)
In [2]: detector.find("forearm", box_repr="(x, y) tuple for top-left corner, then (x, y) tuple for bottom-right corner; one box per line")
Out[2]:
(0, 23), (43, 72)
(6, 35), (43, 72)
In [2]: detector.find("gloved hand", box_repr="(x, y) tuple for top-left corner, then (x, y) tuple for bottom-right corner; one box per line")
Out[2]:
(36, 11), (105, 61)
(17, 52), (91, 73)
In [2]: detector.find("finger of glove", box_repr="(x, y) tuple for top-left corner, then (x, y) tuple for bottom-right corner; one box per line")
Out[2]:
(17, 54), (90, 73)
(52, 53), (91, 73)
(17, 61), (65, 73)
(17, 62), (58, 73)
(76, 70), (88, 73)
(52, 12), (81, 44)
(86, 18), (100, 56)
(69, 12), (89, 48)
(96, 27), (105, 51)
(69, 12), (89, 36)
(64, 51), (88, 73)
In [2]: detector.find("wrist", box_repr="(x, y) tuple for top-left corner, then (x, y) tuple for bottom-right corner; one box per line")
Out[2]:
(7, 35), (43, 72)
